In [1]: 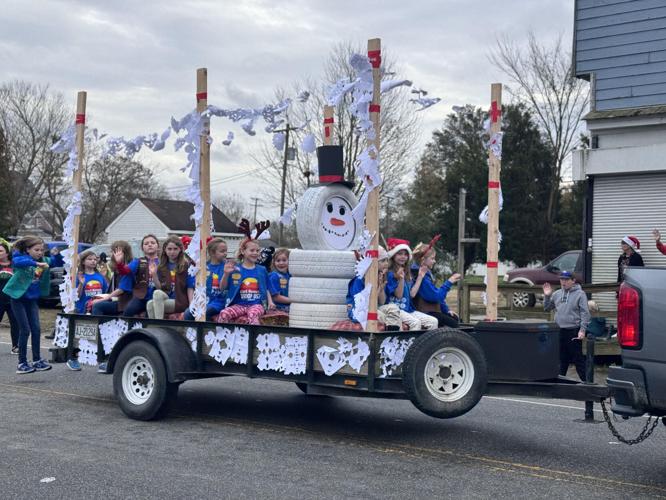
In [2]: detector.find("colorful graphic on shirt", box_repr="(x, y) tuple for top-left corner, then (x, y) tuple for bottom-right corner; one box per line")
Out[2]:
(239, 277), (261, 302)
(170, 268), (177, 294)
(84, 279), (104, 298)
(0, 266), (13, 281)
(32, 266), (44, 283)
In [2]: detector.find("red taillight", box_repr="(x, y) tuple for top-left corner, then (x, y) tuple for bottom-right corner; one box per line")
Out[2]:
(617, 283), (640, 348)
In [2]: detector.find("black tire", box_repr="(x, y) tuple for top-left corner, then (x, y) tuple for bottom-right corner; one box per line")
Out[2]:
(512, 291), (536, 309)
(402, 328), (487, 419)
(113, 340), (178, 421)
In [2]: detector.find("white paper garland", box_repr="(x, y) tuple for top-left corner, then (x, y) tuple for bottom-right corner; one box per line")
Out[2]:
(378, 336), (415, 377)
(256, 333), (307, 374)
(53, 315), (69, 348)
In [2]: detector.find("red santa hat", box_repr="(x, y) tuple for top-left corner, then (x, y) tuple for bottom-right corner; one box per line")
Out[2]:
(622, 235), (640, 251)
(387, 238), (412, 259)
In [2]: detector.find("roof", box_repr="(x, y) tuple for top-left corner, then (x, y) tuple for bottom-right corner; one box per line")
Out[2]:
(139, 198), (239, 233)
(583, 105), (666, 121)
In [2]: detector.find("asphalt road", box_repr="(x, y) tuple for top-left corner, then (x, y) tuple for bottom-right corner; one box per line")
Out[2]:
(0, 327), (665, 500)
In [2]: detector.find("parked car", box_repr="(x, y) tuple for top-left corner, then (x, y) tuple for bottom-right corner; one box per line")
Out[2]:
(504, 250), (583, 308)
(41, 241), (93, 308)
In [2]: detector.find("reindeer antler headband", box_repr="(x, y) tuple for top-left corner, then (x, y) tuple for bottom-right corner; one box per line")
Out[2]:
(238, 218), (271, 241)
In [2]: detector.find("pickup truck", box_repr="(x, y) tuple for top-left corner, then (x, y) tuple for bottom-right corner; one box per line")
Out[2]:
(607, 267), (666, 418)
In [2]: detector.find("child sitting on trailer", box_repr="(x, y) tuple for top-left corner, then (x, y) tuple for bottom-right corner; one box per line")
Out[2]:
(268, 248), (291, 312)
(386, 238), (437, 331)
(75, 251), (108, 314)
(91, 240), (134, 317)
(116, 234), (160, 318)
(147, 236), (193, 319)
(184, 237), (228, 321)
(217, 220), (275, 325)
(411, 240), (460, 328)
(346, 245), (401, 330)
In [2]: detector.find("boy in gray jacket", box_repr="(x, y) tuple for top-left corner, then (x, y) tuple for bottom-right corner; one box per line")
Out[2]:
(543, 271), (590, 381)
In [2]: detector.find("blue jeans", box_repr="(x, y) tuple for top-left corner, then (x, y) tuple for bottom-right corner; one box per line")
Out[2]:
(10, 297), (41, 365)
(123, 298), (149, 318)
(184, 305), (222, 321)
(92, 300), (120, 316)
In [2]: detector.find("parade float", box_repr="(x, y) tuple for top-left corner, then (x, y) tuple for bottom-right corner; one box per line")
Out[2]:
(49, 38), (608, 422)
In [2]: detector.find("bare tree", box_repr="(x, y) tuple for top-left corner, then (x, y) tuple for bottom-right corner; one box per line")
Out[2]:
(0, 80), (69, 234)
(212, 193), (251, 224)
(490, 33), (589, 229)
(256, 41), (422, 209)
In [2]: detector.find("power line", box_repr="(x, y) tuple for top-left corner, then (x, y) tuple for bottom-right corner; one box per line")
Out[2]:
(165, 166), (264, 192)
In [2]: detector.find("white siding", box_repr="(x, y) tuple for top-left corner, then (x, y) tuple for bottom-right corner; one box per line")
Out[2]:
(106, 202), (169, 242)
(592, 173), (666, 313)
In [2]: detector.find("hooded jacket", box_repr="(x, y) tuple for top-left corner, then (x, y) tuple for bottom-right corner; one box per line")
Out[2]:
(543, 283), (590, 330)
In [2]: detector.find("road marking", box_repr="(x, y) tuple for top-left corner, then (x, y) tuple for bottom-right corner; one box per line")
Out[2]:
(485, 395), (602, 413)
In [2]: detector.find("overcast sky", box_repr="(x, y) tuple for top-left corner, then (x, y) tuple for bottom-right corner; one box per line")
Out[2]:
(2, 0), (574, 219)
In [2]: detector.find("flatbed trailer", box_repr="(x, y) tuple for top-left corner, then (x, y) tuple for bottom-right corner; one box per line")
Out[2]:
(53, 314), (609, 421)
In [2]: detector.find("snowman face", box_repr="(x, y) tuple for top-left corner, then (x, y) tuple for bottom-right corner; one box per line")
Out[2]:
(320, 195), (356, 250)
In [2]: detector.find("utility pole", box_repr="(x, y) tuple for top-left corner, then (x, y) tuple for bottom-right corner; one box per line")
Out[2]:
(250, 197), (262, 225)
(274, 123), (296, 245)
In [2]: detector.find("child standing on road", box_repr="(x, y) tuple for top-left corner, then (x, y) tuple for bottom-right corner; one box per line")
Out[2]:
(218, 233), (275, 325)
(148, 236), (193, 319)
(0, 239), (19, 354)
(268, 248), (291, 312)
(543, 271), (590, 381)
(4, 236), (52, 374)
(385, 238), (437, 331)
(184, 237), (228, 321)
(411, 241), (461, 328)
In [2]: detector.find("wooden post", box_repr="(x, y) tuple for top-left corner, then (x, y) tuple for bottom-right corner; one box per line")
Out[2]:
(485, 83), (502, 321)
(68, 91), (87, 309)
(196, 68), (211, 322)
(323, 105), (334, 145)
(364, 38), (381, 333)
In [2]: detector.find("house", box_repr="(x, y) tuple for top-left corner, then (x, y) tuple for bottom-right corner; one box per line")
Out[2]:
(105, 198), (244, 253)
(17, 210), (55, 239)
(572, 0), (666, 312)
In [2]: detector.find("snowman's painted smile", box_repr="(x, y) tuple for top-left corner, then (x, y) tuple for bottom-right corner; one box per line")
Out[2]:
(321, 223), (350, 238)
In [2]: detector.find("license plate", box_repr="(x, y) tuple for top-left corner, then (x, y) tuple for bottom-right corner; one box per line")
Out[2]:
(75, 323), (97, 340)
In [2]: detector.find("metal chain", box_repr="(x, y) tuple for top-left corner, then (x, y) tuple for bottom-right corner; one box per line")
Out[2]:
(600, 399), (660, 445)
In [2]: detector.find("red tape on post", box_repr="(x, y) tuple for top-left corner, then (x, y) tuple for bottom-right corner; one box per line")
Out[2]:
(365, 250), (379, 258)
(367, 312), (378, 321)
(75, 114), (85, 124)
(488, 181), (500, 189)
(196, 92), (207, 101)
(323, 118), (334, 124)
(368, 50), (381, 68)
(369, 104), (380, 113)
(487, 261), (498, 268)
(325, 128), (331, 138)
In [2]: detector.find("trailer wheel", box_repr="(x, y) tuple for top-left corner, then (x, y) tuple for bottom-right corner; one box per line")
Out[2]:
(113, 340), (178, 421)
(402, 328), (487, 419)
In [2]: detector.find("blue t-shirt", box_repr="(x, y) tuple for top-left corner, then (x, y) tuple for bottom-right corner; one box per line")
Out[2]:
(268, 271), (290, 311)
(228, 265), (264, 306)
(386, 270), (414, 312)
(75, 272), (108, 314)
(206, 261), (225, 307)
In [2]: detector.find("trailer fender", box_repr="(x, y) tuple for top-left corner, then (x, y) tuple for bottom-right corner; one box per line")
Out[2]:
(107, 327), (196, 383)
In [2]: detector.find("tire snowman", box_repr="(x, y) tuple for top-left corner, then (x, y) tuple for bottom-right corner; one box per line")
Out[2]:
(289, 145), (361, 329)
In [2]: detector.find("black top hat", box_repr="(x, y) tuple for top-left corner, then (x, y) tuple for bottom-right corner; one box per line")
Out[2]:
(314, 145), (354, 189)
